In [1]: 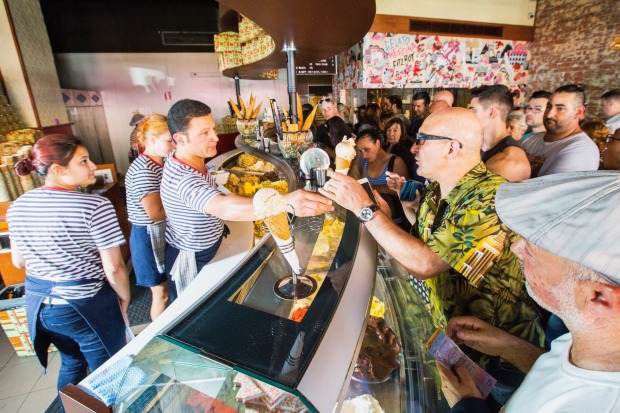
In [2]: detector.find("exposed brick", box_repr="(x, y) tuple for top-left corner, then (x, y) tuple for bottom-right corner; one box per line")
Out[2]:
(528, 0), (620, 116)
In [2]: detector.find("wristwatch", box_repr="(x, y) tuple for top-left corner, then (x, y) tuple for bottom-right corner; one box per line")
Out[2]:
(358, 204), (379, 223)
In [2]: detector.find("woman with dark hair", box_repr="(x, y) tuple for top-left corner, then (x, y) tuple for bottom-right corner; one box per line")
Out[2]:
(125, 114), (175, 320)
(7, 134), (129, 393)
(356, 128), (410, 229)
(362, 102), (383, 131)
(383, 117), (424, 183)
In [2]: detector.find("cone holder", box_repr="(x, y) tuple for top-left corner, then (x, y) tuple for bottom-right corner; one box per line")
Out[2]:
(273, 205), (318, 300)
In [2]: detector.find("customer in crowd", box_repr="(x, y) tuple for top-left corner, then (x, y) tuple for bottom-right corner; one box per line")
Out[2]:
(380, 95), (392, 113)
(321, 108), (543, 407)
(353, 104), (367, 134)
(601, 89), (620, 133)
(383, 117), (422, 182)
(125, 114), (175, 320)
(438, 171), (620, 413)
(337, 102), (354, 130)
(602, 128), (620, 170)
(362, 102), (384, 131)
(385, 95), (410, 130)
(429, 100), (450, 114)
(520, 84), (600, 177)
(580, 117), (609, 154)
(314, 97), (338, 148)
(470, 85), (530, 181)
(316, 116), (353, 160)
(433, 90), (455, 106)
(162, 99), (334, 300)
(8, 134), (130, 394)
(506, 110), (528, 141)
(521, 90), (551, 141)
(408, 91), (431, 137)
(355, 127), (409, 228)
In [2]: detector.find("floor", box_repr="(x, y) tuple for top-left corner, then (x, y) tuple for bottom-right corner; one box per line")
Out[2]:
(0, 329), (60, 413)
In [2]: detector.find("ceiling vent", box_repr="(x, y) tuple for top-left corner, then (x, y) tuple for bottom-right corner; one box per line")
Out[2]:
(409, 19), (503, 38)
(160, 31), (215, 46)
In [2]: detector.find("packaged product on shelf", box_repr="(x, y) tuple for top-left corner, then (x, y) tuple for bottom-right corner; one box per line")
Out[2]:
(238, 15), (265, 43)
(241, 34), (275, 65)
(217, 50), (243, 71)
(214, 32), (241, 52)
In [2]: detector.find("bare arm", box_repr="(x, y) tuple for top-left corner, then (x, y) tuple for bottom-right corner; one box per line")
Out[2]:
(204, 190), (334, 221)
(485, 146), (531, 182)
(447, 316), (546, 373)
(10, 241), (25, 269)
(141, 192), (166, 222)
(320, 173), (450, 279)
(99, 247), (130, 316)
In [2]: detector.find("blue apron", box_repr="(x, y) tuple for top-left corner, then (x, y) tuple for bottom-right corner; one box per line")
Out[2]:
(25, 276), (127, 369)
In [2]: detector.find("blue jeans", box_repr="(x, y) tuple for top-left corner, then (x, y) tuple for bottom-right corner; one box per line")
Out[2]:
(37, 304), (110, 392)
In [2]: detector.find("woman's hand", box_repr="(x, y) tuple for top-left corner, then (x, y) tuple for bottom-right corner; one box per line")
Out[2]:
(386, 171), (405, 195)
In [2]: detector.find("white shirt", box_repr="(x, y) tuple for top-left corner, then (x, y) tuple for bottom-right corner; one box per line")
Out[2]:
(160, 151), (223, 251)
(606, 113), (620, 134)
(504, 334), (620, 412)
(520, 132), (600, 177)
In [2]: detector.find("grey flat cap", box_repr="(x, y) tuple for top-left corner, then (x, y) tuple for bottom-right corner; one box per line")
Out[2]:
(496, 171), (620, 286)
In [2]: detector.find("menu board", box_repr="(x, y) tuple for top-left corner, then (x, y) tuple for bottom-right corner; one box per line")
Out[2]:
(296, 56), (336, 75)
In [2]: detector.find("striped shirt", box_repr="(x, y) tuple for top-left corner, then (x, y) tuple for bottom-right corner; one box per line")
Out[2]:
(126, 154), (163, 225)
(6, 188), (126, 300)
(160, 151), (224, 251)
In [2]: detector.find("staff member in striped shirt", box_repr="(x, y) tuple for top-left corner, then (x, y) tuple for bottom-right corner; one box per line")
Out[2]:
(125, 114), (175, 320)
(7, 134), (130, 394)
(162, 99), (334, 300)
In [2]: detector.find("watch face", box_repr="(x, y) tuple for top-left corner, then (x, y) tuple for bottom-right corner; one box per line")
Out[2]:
(359, 206), (374, 222)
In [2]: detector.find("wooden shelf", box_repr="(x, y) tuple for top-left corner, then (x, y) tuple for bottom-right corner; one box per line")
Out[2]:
(218, 0), (376, 79)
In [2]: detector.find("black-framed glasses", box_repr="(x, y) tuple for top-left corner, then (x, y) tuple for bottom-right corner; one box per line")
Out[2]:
(606, 134), (620, 143)
(319, 97), (332, 104)
(416, 132), (463, 148)
(524, 106), (544, 114)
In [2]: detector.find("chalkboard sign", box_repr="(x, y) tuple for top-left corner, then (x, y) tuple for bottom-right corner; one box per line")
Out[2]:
(296, 56), (337, 75)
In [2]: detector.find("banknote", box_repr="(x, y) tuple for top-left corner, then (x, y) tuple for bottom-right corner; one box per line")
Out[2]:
(426, 329), (496, 399)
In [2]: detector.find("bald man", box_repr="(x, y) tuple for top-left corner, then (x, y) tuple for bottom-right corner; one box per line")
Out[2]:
(429, 100), (450, 114)
(321, 108), (543, 407)
(433, 90), (455, 107)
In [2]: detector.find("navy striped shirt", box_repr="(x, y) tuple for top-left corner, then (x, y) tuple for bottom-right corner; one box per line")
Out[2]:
(6, 188), (126, 300)
(126, 154), (163, 225)
(160, 151), (223, 251)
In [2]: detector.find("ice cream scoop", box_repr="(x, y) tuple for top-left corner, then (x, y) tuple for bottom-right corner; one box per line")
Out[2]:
(335, 136), (356, 173)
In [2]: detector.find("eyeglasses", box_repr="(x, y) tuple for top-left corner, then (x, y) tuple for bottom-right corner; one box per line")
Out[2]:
(319, 97), (332, 104)
(416, 132), (463, 148)
(606, 134), (620, 143)
(524, 106), (544, 114)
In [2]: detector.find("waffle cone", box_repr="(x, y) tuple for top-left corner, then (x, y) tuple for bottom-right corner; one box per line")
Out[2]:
(263, 211), (291, 240)
(335, 156), (352, 171)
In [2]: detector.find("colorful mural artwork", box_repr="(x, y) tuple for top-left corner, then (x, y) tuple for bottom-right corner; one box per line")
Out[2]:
(338, 33), (530, 90)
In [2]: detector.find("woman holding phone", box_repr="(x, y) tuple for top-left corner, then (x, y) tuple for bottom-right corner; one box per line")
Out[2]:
(7, 134), (129, 393)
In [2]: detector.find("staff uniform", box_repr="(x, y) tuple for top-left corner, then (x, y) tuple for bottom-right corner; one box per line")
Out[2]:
(7, 187), (127, 391)
(126, 154), (166, 287)
(160, 151), (228, 300)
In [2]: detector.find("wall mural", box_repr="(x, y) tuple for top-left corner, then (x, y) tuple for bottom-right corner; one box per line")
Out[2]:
(340, 33), (530, 89)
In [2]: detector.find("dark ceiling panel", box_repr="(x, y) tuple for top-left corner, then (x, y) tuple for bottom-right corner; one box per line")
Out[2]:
(39, 0), (220, 53)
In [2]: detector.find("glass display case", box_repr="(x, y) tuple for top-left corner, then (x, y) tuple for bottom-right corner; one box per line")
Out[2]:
(113, 208), (449, 412)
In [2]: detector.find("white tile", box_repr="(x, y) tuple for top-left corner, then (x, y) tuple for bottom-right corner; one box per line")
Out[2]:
(0, 393), (26, 413)
(32, 355), (60, 391)
(0, 358), (42, 399)
(0, 332), (15, 370)
(5, 353), (40, 367)
(16, 388), (58, 413)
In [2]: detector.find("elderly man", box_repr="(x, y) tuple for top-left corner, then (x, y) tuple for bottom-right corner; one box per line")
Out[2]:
(520, 84), (599, 177)
(521, 90), (551, 141)
(470, 85), (530, 181)
(438, 171), (620, 412)
(601, 89), (620, 133)
(321, 108), (543, 406)
(162, 99), (333, 300)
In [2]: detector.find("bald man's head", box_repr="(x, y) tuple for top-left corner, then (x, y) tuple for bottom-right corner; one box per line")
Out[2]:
(420, 107), (483, 155)
(429, 100), (450, 114)
(433, 90), (455, 106)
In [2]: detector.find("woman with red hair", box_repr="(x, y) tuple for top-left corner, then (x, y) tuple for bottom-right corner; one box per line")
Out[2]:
(8, 134), (129, 394)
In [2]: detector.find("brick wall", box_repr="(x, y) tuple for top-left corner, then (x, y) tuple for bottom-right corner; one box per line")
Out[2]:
(528, 0), (620, 116)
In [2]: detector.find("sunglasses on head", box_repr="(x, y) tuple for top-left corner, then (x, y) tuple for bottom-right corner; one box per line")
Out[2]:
(416, 132), (463, 148)
(319, 97), (333, 104)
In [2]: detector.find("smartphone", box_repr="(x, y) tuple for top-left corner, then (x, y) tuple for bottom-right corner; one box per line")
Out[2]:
(358, 178), (379, 206)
